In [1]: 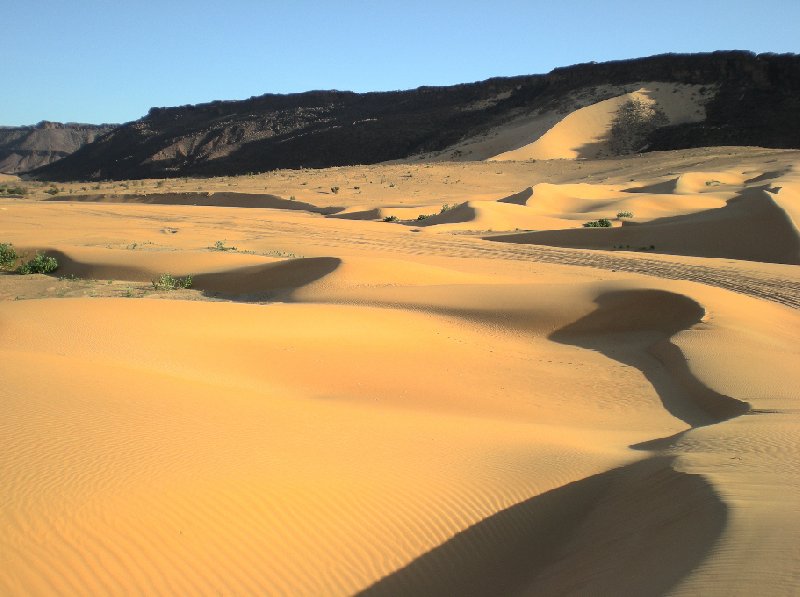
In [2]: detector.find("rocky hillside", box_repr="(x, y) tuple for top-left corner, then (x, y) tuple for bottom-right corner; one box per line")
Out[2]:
(31, 51), (800, 181)
(0, 122), (116, 174)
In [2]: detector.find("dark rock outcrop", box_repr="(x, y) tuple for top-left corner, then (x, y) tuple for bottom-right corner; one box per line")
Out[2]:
(0, 121), (116, 174)
(29, 51), (800, 181)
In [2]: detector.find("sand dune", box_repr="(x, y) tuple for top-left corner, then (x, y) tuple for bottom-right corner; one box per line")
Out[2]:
(360, 456), (727, 597)
(2, 147), (800, 594)
(329, 204), (448, 222)
(769, 173), (800, 231)
(47, 191), (340, 214)
(491, 185), (800, 264)
(34, 246), (341, 298)
(673, 170), (746, 194)
(329, 200), (572, 232)
(415, 82), (712, 163)
(329, 175), (739, 233)
(0, 296), (665, 594)
(42, 246), (282, 281)
(411, 200), (567, 231)
(193, 257), (341, 298)
(525, 181), (729, 217)
(489, 83), (711, 161)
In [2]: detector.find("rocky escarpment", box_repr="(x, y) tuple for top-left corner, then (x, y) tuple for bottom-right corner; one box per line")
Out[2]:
(30, 51), (800, 181)
(0, 121), (116, 174)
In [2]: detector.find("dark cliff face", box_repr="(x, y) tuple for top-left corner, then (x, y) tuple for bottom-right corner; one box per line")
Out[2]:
(647, 53), (800, 151)
(0, 122), (116, 174)
(30, 51), (800, 181)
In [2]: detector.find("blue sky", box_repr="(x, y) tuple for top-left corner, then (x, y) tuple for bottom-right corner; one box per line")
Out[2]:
(4, 0), (798, 125)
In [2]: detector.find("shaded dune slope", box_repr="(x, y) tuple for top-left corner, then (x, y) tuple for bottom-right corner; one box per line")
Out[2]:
(497, 186), (534, 205)
(361, 287), (753, 596)
(327, 207), (384, 221)
(45, 248), (341, 299)
(45, 191), (340, 214)
(360, 456), (725, 597)
(489, 186), (800, 264)
(193, 257), (341, 298)
(551, 289), (749, 427)
(409, 201), (569, 231)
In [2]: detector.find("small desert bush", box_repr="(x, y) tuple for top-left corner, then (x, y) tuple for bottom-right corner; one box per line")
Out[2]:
(211, 240), (236, 251)
(440, 203), (453, 214)
(383, 215), (399, 222)
(616, 211), (634, 219)
(330, 186), (340, 194)
(0, 243), (18, 268)
(152, 273), (193, 290)
(583, 218), (613, 228)
(17, 253), (58, 274)
(609, 98), (668, 155)
(44, 186), (59, 195)
(0, 185), (27, 196)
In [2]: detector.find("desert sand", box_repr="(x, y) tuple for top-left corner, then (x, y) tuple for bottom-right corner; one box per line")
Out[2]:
(2, 146), (799, 595)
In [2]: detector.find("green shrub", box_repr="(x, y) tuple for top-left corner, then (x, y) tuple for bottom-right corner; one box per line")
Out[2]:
(17, 253), (58, 274)
(383, 215), (399, 223)
(211, 240), (236, 251)
(616, 211), (634, 219)
(440, 203), (453, 214)
(583, 219), (613, 228)
(44, 187), (59, 195)
(609, 98), (668, 155)
(0, 243), (18, 268)
(416, 214), (432, 220)
(152, 273), (193, 290)
(0, 185), (27, 196)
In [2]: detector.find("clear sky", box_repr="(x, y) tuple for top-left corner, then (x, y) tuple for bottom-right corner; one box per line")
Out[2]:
(4, 0), (798, 125)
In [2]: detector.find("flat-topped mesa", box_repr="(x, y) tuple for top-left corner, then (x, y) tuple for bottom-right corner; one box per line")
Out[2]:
(28, 51), (800, 181)
(0, 122), (116, 174)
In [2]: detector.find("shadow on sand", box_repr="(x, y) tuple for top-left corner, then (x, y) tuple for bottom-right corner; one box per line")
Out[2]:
(550, 289), (749, 427)
(361, 288), (744, 596)
(359, 457), (726, 596)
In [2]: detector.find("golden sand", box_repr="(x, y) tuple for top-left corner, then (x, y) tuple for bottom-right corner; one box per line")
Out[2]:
(1, 146), (799, 595)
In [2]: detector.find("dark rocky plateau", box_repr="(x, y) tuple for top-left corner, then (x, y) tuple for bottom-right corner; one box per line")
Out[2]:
(0, 121), (116, 174)
(22, 51), (800, 181)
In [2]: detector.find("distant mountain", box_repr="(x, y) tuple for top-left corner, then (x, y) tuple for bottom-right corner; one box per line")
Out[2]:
(30, 51), (800, 181)
(0, 121), (116, 174)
